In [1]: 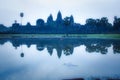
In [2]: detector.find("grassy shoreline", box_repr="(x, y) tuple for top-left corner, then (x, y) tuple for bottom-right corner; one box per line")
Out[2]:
(0, 34), (120, 39)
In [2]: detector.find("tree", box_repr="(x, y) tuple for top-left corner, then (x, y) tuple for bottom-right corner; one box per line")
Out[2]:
(63, 17), (71, 26)
(85, 18), (96, 26)
(63, 46), (73, 56)
(100, 17), (108, 27)
(56, 11), (63, 25)
(47, 14), (53, 26)
(36, 19), (45, 27)
(12, 20), (20, 27)
(96, 19), (101, 26)
(20, 12), (24, 26)
(113, 16), (120, 30)
(63, 15), (74, 26)
(20, 52), (24, 57)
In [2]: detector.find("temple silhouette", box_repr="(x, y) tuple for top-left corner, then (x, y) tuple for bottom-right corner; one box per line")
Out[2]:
(0, 11), (120, 34)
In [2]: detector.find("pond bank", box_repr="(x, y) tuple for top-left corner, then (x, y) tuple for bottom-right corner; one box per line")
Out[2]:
(0, 34), (120, 39)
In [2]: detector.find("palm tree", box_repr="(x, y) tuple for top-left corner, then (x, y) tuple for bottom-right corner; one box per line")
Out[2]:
(20, 12), (24, 26)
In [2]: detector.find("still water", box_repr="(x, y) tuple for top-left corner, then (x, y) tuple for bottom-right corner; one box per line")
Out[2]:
(0, 38), (120, 80)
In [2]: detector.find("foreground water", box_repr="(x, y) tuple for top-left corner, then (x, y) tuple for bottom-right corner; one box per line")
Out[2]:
(0, 38), (120, 80)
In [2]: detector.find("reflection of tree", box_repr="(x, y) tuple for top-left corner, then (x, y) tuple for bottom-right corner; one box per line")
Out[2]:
(85, 39), (111, 54)
(20, 52), (24, 57)
(1, 38), (120, 58)
(86, 44), (108, 54)
(113, 41), (120, 54)
(113, 45), (120, 53)
(63, 45), (73, 56)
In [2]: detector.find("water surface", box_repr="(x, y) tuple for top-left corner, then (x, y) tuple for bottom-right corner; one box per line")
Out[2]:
(0, 38), (120, 80)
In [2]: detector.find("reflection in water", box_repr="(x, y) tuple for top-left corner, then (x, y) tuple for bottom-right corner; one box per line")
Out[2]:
(0, 38), (120, 58)
(20, 53), (24, 58)
(0, 38), (120, 80)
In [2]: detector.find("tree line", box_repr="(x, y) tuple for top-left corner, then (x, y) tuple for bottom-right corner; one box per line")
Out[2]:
(0, 11), (120, 34)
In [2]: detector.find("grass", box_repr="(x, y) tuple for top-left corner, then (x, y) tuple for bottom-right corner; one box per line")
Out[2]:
(0, 34), (120, 39)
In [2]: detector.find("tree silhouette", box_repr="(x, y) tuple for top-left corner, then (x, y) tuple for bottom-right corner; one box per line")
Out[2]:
(12, 20), (19, 27)
(96, 19), (101, 26)
(63, 15), (74, 26)
(85, 18), (96, 26)
(63, 17), (71, 26)
(100, 17), (108, 27)
(20, 52), (24, 57)
(20, 12), (24, 26)
(113, 16), (120, 30)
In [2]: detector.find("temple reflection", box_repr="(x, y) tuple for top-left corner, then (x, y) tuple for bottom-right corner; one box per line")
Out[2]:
(0, 38), (120, 58)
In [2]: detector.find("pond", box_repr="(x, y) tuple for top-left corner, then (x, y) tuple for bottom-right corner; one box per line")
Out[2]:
(0, 38), (120, 80)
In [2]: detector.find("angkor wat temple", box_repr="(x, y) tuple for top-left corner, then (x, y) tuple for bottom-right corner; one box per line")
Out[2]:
(0, 11), (120, 34)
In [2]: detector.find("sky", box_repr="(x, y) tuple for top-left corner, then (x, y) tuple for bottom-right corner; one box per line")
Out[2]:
(0, 0), (120, 26)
